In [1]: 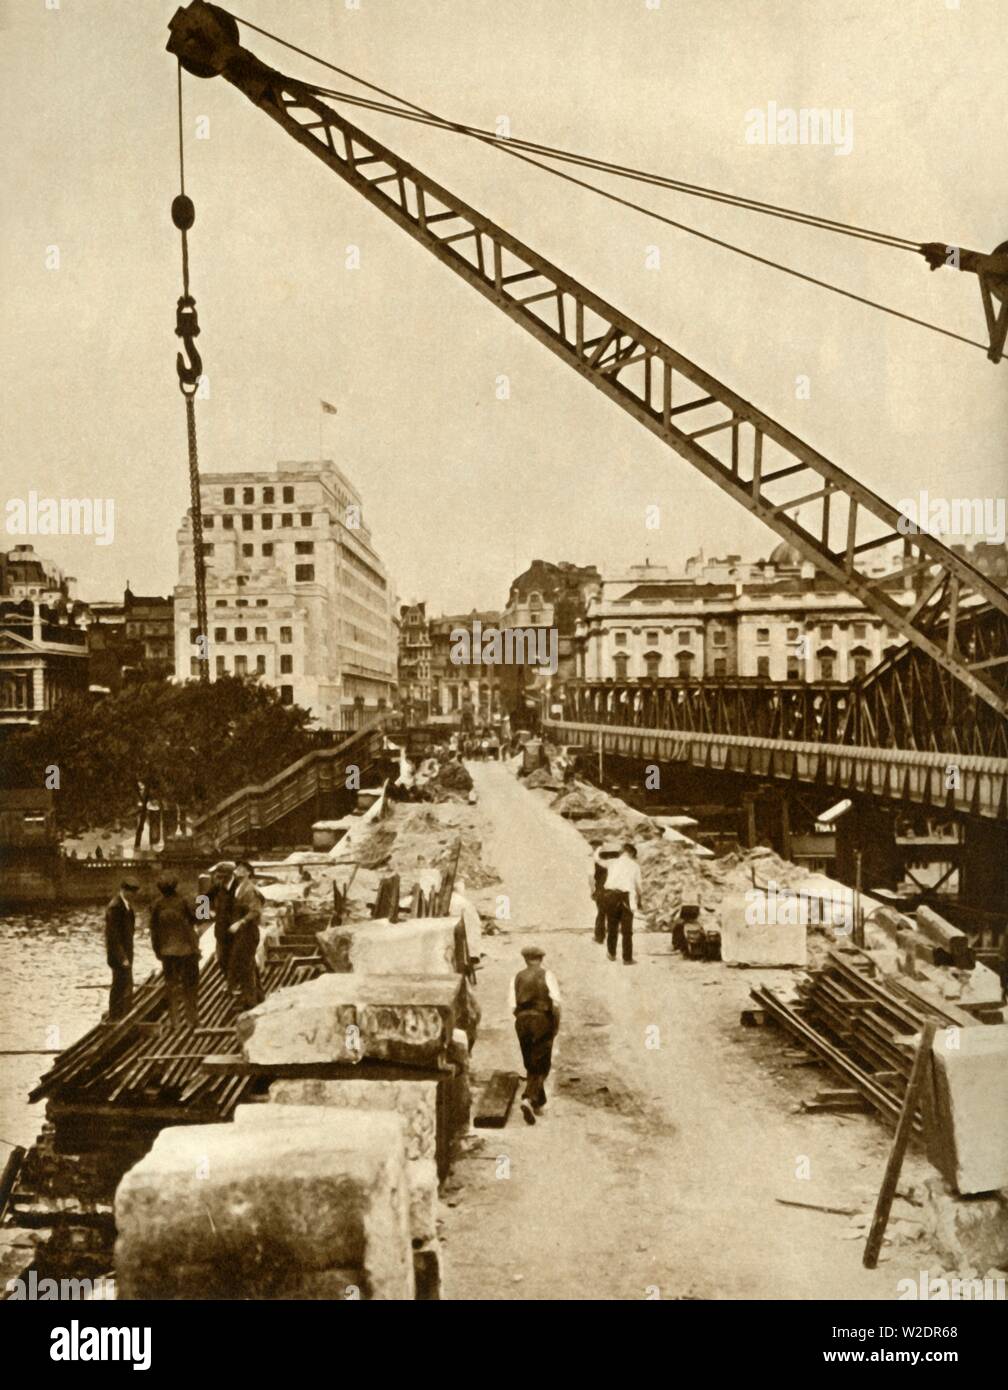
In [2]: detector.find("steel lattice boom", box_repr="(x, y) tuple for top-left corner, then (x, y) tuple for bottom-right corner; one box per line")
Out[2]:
(167, 3), (1008, 718)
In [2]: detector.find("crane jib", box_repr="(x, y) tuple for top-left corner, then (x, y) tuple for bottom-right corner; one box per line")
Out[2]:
(166, 2), (1008, 720)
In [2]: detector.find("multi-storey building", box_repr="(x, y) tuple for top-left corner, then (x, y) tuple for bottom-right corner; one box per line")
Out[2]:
(86, 587), (174, 688)
(428, 610), (502, 725)
(0, 602), (88, 727)
(499, 559), (601, 718)
(173, 460), (397, 729)
(0, 545), (75, 604)
(398, 601), (432, 720)
(576, 544), (917, 684)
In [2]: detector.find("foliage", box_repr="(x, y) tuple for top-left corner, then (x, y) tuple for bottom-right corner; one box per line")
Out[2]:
(3, 676), (317, 830)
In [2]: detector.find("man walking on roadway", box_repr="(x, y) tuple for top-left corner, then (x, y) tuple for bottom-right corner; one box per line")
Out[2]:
(509, 944), (561, 1125)
(601, 841), (643, 965)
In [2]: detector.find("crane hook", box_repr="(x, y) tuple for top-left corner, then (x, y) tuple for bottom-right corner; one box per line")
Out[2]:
(175, 294), (203, 395)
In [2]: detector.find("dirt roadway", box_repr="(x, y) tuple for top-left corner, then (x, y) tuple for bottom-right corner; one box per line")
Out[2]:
(441, 761), (933, 1301)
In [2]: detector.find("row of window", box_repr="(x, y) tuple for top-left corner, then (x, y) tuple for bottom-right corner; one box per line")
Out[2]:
(216, 485), (298, 506)
(191, 655), (295, 678)
(199, 545), (315, 582)
(612, 621), (872, 647)
(192, 625), (295, 645)
(608, 653), (868, 679)
(204, 512), (314, 530)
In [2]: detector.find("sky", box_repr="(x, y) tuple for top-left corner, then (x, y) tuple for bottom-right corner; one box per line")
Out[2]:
(2, 0), (1006, 613)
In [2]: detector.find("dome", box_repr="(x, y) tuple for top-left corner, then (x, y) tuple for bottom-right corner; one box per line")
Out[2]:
(769, 541), (802, 566)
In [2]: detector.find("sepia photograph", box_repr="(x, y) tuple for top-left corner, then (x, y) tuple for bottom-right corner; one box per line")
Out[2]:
(1, 0), (1006, 1357)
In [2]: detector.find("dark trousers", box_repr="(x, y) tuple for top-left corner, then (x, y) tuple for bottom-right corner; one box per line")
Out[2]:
(227, 928), (263, 1011)
(593, 896), (607, 942)
(214, 927), (232, 979)
(603, 889), (634, 961)
(515, 1009), (554, 1107)
(162, 954), (200, 1030)
(108, 964), (133, 1021)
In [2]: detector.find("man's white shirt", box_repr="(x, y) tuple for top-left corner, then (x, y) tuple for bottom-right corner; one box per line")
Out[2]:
(508, 969), (562, 1012)
(602, 854), (643, 913)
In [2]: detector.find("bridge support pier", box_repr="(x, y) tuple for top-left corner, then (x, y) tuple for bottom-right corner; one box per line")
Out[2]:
(960, 820), (1008, 916)
(835, 801), (900, 894)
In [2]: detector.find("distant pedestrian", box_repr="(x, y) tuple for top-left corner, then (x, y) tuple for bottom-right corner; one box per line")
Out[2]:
(590, 841), (621, 945)
(601, 841), (643, 964)
(509, 944), (561, 1124)
(150, 876), (200, 1030)
(104, 879), (139, 1021)
(227, 860), (265, 1011)
(210, 861), (238, 978)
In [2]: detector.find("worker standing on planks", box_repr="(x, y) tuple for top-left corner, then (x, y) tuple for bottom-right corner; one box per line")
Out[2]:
(226, 860), (265, 1011)
(149, 876), (200, 1030)
(104, 878), (139, 1020)
(509, 944), (561, 1125)
(210, 861), (238, 978)
(600, 842), (643, 965)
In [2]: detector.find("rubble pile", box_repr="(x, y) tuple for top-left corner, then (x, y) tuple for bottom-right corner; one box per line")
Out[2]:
(434, 831), (500, 889)
(429, 759), (474, 798)
(525, 767), (563, 791)
(550, 781), (662, 844)
(639, 839), (805, 932)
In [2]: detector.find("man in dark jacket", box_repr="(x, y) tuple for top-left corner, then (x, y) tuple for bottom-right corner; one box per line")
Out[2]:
(210, 861), (238, 979)
(150, 876), (200, 1029)
(226, 861), (264, 1011)
(509, 944), (562, 1125)
(104, 879), (139, 1021)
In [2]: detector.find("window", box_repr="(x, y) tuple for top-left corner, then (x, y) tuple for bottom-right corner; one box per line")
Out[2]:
(677, 629), (691, 644)
(214, 599), (226, 608)
(613, 653), (629, 679)
(256, 655), (266, 674)
(756, 627), (770, 644)
(295, 564), (315, 582)
(295, 541), (314, 555)
(280, 654), (293, 675)
(243, 487), (254, 504)
(242, 515), (254, 531)
(214, 627), (226, 642)
(676, 652), (693, 678)
(255, 598), (268, 607)
(853, 655), (868, 678)
(786, 626), (799, 642)
(234, 627), (247, 641)
(236, 599), (248, 608)
(261, 514), (273, 530)
(819, 623), (834, 638)
(645, 652), (661, 679)
(528, 591), (542, 607)
(787, 657), (800, 679)
(281, 514), (293, 527)
(280, 626), (292, 643)
(300, 512), (312, 526)
(263, 487), (274, 504)
(819, 656), (834, 680)
(262, 543), (274, 557)
(530, 612), (541, 625)
(223, 487), (235, 504)
(190, 658), (200, 677)
(200, 543), (214, 556)
(712, 629), (727, 647)
(215, 655), (225, 676)
(756, 656), (770, 677)
(189, 628), (198, 643)
(234, 655), (247, 675)
(646, 630), (661, 645)
(255, 627), (268, 641)
(713, 657), (727, 677)
(853, 622), (867, 639)
(280, 684), (294, 704)
(613, 632), (628, 647)
(242, 544), (254, 557)
(222, 515), (234, 529)
(282, 486), (294, 503)
(203, 515), (214, 528)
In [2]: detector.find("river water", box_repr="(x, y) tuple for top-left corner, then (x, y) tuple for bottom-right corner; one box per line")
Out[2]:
(0, 908), (161, 1151)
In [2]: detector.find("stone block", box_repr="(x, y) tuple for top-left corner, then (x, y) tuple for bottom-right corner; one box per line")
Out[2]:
(114, 1109), (414, 1299)
(236, 972), (462, 1067)
(719, 891), (806, 967)
(316, 916), (462, 977)
(929, 1023), (1008, 1195)
(919, 1176), (1008, 1272)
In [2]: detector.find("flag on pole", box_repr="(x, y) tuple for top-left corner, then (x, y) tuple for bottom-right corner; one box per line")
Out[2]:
(320, 399), (338, 415)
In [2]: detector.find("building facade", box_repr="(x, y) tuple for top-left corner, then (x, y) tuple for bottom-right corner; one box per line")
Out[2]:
(500, 559), (601, 718)
(174, 460), (398, 729)
(0, 603), (89, 727)
(86, 587), (174, 689)
(428, 610), (502, 726)
(575, 545), (916, 685)
(398, 601), (432, 720)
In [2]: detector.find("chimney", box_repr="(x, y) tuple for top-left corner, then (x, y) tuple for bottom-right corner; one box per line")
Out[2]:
(32, 601), (42, 643)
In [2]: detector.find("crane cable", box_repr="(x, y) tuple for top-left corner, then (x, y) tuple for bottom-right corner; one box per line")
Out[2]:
(172, 59), (209, 680)
(230, 12), (988, 354)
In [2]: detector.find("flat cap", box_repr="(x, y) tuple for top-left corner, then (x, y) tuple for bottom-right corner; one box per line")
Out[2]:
(521, 944), (545, 960)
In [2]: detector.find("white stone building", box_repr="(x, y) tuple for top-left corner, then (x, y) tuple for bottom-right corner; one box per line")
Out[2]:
(174, 461), (398, 728)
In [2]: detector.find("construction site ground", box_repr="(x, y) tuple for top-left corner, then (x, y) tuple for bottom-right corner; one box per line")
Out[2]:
(439, 760), (938, 1301)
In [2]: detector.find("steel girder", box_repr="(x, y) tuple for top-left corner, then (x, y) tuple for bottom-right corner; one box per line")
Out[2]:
(166, 4), (1008, 718)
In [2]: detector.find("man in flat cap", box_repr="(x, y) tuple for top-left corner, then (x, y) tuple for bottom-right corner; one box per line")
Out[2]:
(508, 944), (562, 1125)
(104, 878), (139, 1021)
(150, 876), (200, 1030)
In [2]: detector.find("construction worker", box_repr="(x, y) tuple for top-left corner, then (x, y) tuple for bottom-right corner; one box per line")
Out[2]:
(226, 860), (265, 1011)
(601, 841), (643, 964)
(508, 944), (561, 1125)
(104, 878), (139, 1021)
(149, 876), (200, 1030)
(210, 861), (238, 978)
(590, 840), (621, 944)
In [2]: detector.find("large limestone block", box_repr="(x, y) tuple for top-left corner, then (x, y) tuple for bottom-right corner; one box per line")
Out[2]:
(719, 890), (807, 967)
(236, 972), (462, 1067)
(268, 1082), (438, 1242)
(316, 917), (462, 977)
(114, 1110), (414, 1300)
(929, 1024), (1008, 1196)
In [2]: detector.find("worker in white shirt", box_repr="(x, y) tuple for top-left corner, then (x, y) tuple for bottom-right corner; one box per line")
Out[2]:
(600, 841), (643, 964)
(508, 944), (562, 1124)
